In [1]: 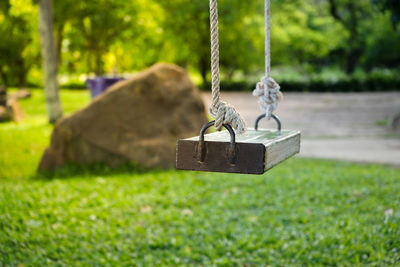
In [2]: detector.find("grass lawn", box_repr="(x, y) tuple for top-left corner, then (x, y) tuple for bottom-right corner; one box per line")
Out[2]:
(1, 90), (399, 266)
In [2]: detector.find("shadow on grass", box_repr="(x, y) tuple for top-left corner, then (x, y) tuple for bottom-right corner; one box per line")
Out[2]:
(33, 161), (169, 181)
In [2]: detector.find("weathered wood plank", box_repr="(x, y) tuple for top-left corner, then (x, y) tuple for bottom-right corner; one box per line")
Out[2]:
(176, 128), (301, 174)
(265, 131), (301, 171)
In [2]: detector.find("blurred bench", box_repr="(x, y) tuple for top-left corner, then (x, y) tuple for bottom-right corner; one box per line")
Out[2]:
(86, 77), (124, 99)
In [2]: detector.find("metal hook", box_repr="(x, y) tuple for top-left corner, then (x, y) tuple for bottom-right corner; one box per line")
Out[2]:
(198, 120), (237, 164)
(254, 113), (281, 133)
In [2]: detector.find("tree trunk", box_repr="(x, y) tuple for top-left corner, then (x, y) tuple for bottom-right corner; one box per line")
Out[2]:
(328, 0), (363, 75)
(16, 58), (27, 88)
(227, 68), (235, 81)
(0, 68), (8, 87)
(38, 0), (63, 124)
(345, 2), (360, 74)
(17, 72), (26, 89)
(346, 48), (360, 74)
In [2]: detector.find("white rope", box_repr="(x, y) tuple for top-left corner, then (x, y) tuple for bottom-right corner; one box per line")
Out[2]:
(265, 0), (271, 78)
(208, 0), (246, 134)
(253, 0), (282, 120)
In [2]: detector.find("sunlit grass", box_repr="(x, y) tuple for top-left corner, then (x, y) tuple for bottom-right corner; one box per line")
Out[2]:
(0, 89), (90, 179)
(0, 89), (399, 265)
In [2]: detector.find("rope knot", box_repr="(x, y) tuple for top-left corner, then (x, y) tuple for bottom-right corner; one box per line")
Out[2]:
(253, 76), (282, 120)
(209, 101), (246, 134)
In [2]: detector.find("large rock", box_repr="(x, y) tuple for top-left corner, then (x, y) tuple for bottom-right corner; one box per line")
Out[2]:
(6, 96), (24, 122)
(38, 63), (208, 171)
(13, 89), (32, 100)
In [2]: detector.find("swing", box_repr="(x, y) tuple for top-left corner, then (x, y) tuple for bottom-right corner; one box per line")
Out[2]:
(176, 0), (301, 174)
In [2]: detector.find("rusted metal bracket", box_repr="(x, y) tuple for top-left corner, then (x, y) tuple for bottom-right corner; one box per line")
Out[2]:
(197, 121), (237, 165)
(255, 113), (281, 133)
(176, 114), (300, 175)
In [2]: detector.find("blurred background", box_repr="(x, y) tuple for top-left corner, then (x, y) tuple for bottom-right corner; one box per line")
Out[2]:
(1, 0), (399, 90)
(3, 0), (399, 164)
(1, 0), (400, 265)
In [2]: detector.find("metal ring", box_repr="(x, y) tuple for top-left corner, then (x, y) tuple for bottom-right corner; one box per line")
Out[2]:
(198, 120), (237, 164)
(254, 113), (281, 133)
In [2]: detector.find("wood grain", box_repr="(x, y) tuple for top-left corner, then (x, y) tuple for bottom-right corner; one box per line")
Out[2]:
(177, 128), (301, 174)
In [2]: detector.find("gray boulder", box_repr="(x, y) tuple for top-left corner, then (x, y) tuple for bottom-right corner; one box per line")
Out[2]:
(39, 63), (208, 171)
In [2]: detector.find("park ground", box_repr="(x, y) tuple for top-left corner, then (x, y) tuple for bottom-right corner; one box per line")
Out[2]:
(0, 90), (400, 265)
(203, 92), (400, 167)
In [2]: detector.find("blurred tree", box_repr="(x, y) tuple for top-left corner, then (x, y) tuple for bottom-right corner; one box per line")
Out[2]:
(362, 8), (400, 69)
(1, 0), (399, 88)
(158, 0), (262, 84)
(218, 0), (263, 79)
(327, 0), (373, 74)
(102, 0), (164, 72)
(373, 0), (400, 30)
(0, 0), (33, 87)
(52, 0), (78, 67)
(64, 0), (138, 75)
(54, 0), (162, 75)
(270, 0), (344, 68)
(157, 0), (211, 83)
(38, 0), (63, 123)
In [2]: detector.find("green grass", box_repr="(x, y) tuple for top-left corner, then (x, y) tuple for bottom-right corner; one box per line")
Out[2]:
(0, 89), (91, 179)
(0, 90), (400, 266)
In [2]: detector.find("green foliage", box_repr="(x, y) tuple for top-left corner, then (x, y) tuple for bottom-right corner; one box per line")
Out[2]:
(270, 1), (343, 66)
(0, 0), (38, 87)
(54, 0), (141, 75)
(1, 0), (400, 89)
(201, 67), (400, 92)
(374, 0), (400, 29)
(157, 0), (263, 82)
(362, 12), (400, 69)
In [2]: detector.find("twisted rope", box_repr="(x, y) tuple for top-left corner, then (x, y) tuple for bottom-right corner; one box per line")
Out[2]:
(208, 0), (246, 134)
(253, 0), (282, 120)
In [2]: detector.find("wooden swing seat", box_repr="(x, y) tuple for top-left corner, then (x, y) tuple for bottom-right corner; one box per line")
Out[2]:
(177, 0), (298, 175)
(176, 122), (300, 174)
